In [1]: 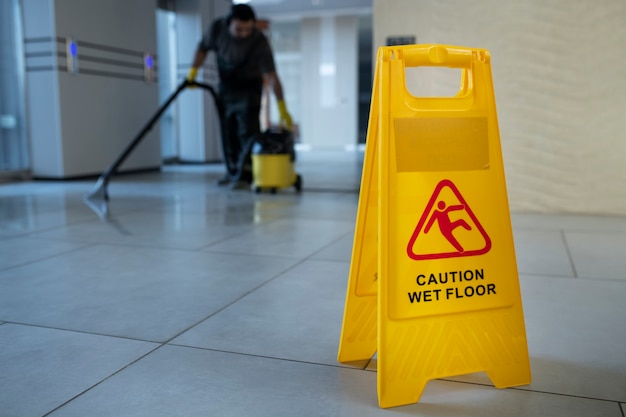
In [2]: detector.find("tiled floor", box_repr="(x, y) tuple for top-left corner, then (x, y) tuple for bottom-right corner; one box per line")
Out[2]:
(0, 150), (625, 416)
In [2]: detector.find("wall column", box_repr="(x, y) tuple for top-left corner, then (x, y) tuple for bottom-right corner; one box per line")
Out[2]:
(23, 0), (161, 178)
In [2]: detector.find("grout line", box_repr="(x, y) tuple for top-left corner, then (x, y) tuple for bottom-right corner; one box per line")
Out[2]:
(7, 249), (315, 415)
(559, 230), (579, 278)
(156, 258), (312, 347)
(0, 243), (98, 273)
(165, 344), (358, 371)
(437, 377), (624, 405)
(41, 343), (164, 417)
(0, 321), (162, 344)
(38, 257), (309, 415)
(519, 271), (626, 285)
(300, 187), (359, 194)
(41, 331), (623, 413)
(197, 217), (285, 251)
(305, 228), (354, 260)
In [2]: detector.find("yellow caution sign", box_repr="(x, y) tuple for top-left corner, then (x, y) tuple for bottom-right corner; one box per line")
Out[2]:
(338, 45), (531, 408)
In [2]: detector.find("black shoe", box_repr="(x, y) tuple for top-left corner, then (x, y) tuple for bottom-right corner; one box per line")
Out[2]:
(230, 180), (251, 191)
(217, 175), (232, 186)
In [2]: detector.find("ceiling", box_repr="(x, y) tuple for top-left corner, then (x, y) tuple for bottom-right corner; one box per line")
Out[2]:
(239, 0), (372, 16)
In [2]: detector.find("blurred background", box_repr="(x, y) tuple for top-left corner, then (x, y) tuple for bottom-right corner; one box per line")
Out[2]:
(2, 0), (625, 214)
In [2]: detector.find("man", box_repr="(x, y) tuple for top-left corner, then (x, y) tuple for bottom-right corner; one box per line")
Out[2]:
(187, 4), (292, 188)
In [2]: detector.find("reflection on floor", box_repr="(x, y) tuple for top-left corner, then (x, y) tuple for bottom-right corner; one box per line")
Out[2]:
(0, 150), (625, 416)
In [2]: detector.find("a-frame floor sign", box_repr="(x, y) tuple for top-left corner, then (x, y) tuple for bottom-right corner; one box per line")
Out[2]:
(338, 45), (531, 408)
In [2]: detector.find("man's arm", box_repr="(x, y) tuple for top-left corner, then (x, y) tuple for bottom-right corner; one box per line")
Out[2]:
(264, 72), (292, 128)
(189, 18), (221, 82)
(192, 48), (208, 70)
(187, 48), (208, 82)
(263, 71), (284, 101)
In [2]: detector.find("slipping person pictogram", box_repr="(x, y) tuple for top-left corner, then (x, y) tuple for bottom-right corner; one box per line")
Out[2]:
(407, 179), (491, 260)
(424, 200), (472, 253)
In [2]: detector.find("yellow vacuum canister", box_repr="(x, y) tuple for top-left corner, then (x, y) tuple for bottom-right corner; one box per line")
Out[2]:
(251, 128), (302, 193)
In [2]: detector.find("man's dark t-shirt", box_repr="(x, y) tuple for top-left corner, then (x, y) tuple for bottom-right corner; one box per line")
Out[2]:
(199, 18), (276, 94)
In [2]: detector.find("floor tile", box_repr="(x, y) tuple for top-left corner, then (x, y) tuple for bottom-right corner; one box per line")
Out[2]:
(204, 217), (355, 258)
(311, 230), (355, 262)
(449, 275), (626, 403)
(0, 194), (96, 236)
(512, 229), (574, 277)
(294, 149), (363, 192)
(30, 209), (260, 250)
(0, 181), (87, 201)
(0, 245), (300, 341)
(172, 259), (350, 366)
(105, 166), (226, 198)
(0, 324), (157, 417)
(565, 231), (626, 280)
(195, 191), (358, 223)
(48, 345), (623, 417)
(0, 236), (89, 271)
(83, 194), (180, 217)
(258, 192), (358, 222)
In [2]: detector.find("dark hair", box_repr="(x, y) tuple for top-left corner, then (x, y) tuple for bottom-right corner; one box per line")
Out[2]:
(228, 4), (256, 23)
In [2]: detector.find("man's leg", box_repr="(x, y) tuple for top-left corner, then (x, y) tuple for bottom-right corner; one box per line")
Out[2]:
(219, 100), (241, 184)
(232, 94), (261, 185)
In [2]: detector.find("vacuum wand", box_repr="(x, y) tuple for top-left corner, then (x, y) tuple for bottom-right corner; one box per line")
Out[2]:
(84, 80), (219, 201)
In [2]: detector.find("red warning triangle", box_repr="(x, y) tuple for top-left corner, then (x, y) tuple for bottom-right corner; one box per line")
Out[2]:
(407, 179), (491, 260)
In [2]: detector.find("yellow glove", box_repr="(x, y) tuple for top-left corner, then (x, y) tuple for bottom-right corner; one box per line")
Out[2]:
(186, 67), (198, 87)
(277, 100), (293, 130)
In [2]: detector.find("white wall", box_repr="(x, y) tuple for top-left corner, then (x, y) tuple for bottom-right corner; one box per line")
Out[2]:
(300, 15), (358, 149)
(24, 0), (162, 178)
(373, 0), (626, 215)
(259, 8), (366, 150)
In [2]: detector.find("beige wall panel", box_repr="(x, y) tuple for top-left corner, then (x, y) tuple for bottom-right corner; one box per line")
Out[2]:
(374, 0), (626, 214)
